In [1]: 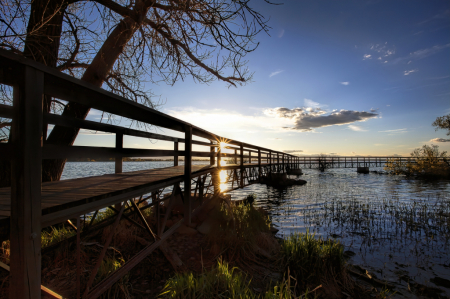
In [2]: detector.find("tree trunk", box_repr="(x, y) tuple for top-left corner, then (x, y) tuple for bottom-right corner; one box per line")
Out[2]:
(0, 0), (67, 187)
(44, 4), (150, 181)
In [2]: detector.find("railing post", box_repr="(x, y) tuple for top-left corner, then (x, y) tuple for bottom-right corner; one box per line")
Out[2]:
(10, 66), (43, 299)
(277, 153), (280, 172)
(115, 133), (123, 173)
(210, 141), (215, 166)
(258, 149), (261, 180)
(240, 144), (244, 188)
(174, 141), (179, 166)
(184, 126), (192, 225)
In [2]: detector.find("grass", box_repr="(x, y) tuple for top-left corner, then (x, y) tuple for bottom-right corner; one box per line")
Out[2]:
(207, 200), (276, 265)
(41, 225), (76, 248)
(159, 259), (301, 299)
(281, 230), (344, 294)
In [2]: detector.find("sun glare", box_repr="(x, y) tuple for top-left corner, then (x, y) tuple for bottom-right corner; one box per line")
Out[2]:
(219, 141), (228, 150)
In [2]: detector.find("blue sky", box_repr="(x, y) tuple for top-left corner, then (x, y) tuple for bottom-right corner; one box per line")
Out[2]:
(78, 0), (450, 156)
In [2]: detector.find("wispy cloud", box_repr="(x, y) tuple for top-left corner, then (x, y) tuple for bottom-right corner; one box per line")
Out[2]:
(283, 149), (303, 153)
(378, 128), (407, 134)
(269, 70), (284, 77)
(340, 82), (350, 86)
(363, 54), (372, 60)
(430, 138), (450, 142)
(348, 125), (366, 132)
(418, 10), (450, 26)
(265, 105), (378, 132)
(392, 43), (450, 64)
(404, 69), (418, 76)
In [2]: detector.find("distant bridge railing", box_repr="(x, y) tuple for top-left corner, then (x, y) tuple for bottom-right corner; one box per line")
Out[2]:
(293, 156), (448, 169)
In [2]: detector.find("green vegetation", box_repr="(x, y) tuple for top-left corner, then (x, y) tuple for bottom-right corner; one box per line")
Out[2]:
(281, 230), (344, 293)
(384, 144), (449, 177)
(159, 259), (300, 299)
(41, 225), (76, 248)
(207, 201), (274, 264)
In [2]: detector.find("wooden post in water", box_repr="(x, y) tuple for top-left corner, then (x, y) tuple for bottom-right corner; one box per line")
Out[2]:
(184, 126), (192, 225)
(174, 141), (179, 166)
(10, 66), (43, 299)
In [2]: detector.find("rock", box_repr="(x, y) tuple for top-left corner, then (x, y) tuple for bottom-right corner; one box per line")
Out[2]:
(177, 224), (198, 235)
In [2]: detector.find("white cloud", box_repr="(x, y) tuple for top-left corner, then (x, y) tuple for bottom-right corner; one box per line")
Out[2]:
(340, 82), (350, 85)
(266, 106), (378, 132)
(404, 69), (418, 76)
(363, 54), (372, 60)
(348, 125), (366, 132)
(269, 70), (284, 77)
(430, 138), (450, 142)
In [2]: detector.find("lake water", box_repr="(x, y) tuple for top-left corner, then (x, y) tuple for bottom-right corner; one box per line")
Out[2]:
(62, 162), (450, 297)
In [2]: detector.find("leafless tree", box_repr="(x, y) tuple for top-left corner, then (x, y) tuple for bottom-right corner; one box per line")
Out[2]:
(0, 0), (275, 185)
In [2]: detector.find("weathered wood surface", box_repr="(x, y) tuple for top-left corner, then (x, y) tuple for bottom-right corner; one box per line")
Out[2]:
(0, 164), (215, 228)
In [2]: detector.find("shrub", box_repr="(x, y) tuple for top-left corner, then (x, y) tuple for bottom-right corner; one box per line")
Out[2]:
(384, 145), (449, 177)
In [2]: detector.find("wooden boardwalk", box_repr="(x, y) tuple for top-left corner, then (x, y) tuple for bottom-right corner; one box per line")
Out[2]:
(0, 165), (214, 229)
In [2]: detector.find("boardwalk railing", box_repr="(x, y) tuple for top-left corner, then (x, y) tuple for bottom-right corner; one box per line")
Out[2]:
(0, 49), (303, 298)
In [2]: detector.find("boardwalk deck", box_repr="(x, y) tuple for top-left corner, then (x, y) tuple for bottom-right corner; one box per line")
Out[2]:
(0, 164), (213, 228)
(0, 162), (271, 231)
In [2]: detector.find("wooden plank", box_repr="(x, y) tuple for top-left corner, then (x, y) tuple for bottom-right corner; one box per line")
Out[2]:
(10, 66), (43, 299)
(42, 145), (182, 159)
(0, 103), (13, 118)
(44, 112), (183, 143)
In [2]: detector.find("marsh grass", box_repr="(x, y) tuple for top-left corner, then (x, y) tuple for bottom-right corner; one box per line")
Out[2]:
(159, 259), (304, 299)
(207, 200), (277, 265)
(302, 195), (450, 254)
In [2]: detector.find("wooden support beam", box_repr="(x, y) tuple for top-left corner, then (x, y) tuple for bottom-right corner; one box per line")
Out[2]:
(10, 66), (43, 299)
(174, 142), (179, 167)
(184, 126), (192, 225)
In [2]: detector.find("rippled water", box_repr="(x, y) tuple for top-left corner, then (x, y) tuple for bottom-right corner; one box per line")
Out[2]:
(62, 163), (450, 297)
